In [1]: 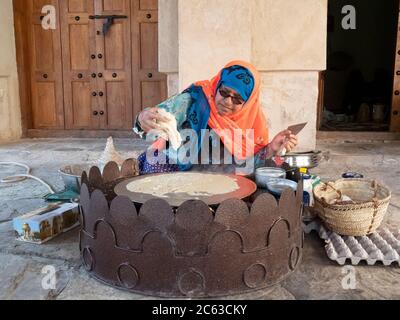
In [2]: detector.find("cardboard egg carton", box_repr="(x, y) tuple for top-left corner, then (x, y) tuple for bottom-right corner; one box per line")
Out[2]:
(303, 220), (400, 267)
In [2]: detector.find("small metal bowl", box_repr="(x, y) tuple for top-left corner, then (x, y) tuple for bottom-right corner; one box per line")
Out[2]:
(255, 167), (286, 189)
(266, 178), (298, 197)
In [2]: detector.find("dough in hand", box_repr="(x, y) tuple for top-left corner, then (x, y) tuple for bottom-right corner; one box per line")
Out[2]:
(150, 109), (182, 150)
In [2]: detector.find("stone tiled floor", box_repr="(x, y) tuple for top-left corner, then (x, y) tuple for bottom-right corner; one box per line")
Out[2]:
(0, 138), (399, 300)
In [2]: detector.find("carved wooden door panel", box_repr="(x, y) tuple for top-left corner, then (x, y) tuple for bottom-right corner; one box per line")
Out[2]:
(94, 0), (133, 130)
(28, 0), (64, 129)
(132, 0), (167, 120)
(60, 0), (99, 129)
(61, 0), (133, 130)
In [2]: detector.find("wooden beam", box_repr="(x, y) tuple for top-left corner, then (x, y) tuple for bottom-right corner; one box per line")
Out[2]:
(13, 0), (33, 135)
(391, 8), (400, 132)
(316, 71), (325, 131)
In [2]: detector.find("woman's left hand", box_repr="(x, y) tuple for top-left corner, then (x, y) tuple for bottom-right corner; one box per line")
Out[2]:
(270, 130), (298, 155)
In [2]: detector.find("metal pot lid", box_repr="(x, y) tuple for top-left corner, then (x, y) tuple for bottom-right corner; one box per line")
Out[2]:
(256, 167), (286, 175)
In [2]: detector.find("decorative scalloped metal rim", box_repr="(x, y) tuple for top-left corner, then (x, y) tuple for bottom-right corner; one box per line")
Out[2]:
(79, 161), (305, 298)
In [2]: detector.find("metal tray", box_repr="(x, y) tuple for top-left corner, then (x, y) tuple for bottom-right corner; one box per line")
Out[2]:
(114, 172), (257, 207)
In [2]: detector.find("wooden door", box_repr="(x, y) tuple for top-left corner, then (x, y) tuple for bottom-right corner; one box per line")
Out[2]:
(131, 0), (167, 119)
(61, 0), (133, 130)
(391, 9), (400, 132)
(95, 0), (133, 130)
(28, 0), (64, 129)
(16, 0), (166, 134)
(60, 0), (99, 129)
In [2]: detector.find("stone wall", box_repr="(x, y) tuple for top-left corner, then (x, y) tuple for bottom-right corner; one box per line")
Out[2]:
(0, 0), (21, 142)
(159, 0), (327, 150)
(159, 0), (179, 97)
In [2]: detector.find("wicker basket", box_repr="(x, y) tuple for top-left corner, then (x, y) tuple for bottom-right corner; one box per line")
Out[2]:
(313, 179), (391, 236)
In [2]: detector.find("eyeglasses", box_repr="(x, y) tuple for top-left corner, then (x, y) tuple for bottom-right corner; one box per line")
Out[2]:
(218, 87), (244, 105)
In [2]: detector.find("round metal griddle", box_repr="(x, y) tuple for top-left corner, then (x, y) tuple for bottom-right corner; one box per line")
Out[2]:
(114, 172), (257, 207)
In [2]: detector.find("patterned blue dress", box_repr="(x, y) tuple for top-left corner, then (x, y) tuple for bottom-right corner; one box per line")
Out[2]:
(133, 93), (268, 175)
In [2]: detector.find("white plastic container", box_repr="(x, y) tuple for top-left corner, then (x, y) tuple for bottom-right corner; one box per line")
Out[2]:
(303, 175), (314, 206)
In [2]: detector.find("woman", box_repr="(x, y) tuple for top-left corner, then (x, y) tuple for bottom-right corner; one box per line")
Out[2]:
(133, 60), (298, 175)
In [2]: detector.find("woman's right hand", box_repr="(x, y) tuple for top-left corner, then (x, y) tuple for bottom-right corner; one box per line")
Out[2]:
(269, 130), (298, 154)
(138, 107), (170, 133)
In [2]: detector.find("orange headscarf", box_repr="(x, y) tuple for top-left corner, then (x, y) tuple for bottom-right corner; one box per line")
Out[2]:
(151, 61), (269, 160)
(195, 60), (269, 160)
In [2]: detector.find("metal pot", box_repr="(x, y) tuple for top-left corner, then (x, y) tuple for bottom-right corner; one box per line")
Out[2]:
(255, 167), (286, 189)
(266, 178), (298, 197)
(282, 151), (322, 169)
(59, 164), (91, 193)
